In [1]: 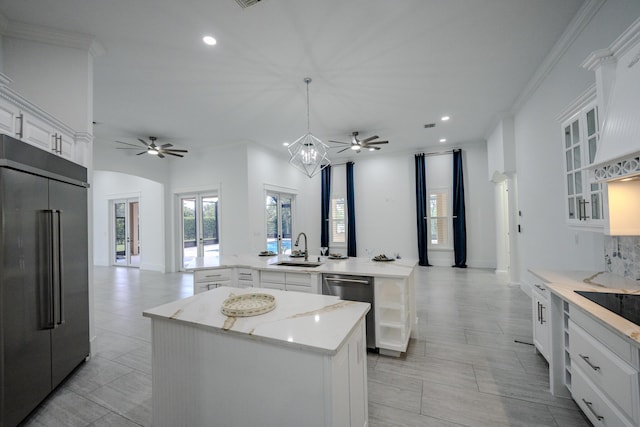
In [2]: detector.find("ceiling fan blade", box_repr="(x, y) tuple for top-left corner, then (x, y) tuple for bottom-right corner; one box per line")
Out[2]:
(364, 141), (388, 145)
(137, 138), (151, 147)
(116, 141), (144, 148)
(337, 146), (352, 153)
(163, 149), (188, 153)
(117, 147), (146, 150)
(361, 135), (379, 144)
(136, 151), (147, 155)
(157, 153), (165, 159)
(328, 140), (349, 145)
(164, 151), (184, 158)
(159, 143), (174, 149)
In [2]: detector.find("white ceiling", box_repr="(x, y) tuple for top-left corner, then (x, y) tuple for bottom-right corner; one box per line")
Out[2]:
(0, 0), (585, 159)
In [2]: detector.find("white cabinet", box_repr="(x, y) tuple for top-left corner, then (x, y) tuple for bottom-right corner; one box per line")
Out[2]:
(148, 310), (368, 426)
(374, 271), (415, 355)
(568, 308), (639, 426)
(558, 94), (605, 230)
(531, 282), (550, 361)
(0, 98), (19, 136)
(0, 88), (80, 164)
(259, 270), (318, 293)
(235, 267), (257, 288)
(193, 268), (233, 294)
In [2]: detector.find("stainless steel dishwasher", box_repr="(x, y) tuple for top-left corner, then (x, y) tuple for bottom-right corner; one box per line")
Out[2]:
(322, 274), (376, 349)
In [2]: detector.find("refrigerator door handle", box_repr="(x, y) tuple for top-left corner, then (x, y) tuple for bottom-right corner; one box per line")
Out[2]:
(43, 209), (56, 330)
(54, 210), (65, 326)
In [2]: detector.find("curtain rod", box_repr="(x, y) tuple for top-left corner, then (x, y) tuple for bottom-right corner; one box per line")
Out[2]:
(327, 160), (354, 167)
(417, 148), (460, 157)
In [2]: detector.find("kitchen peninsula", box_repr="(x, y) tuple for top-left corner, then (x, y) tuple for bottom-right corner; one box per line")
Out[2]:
(187, 253), (417, 355)
(143, 287), (369, 427)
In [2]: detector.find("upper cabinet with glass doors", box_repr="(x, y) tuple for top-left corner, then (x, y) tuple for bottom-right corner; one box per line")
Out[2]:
(559, 92), (604, 230)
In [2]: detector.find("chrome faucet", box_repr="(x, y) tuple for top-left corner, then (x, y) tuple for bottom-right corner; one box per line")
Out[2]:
(294, 232), (308, 261)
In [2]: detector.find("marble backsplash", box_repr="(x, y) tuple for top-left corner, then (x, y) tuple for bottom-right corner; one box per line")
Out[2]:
(604, 236), (640, 280)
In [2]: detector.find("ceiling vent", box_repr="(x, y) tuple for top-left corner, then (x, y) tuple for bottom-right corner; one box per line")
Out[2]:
(424, 123), (436, 129)
(235, 0), (261, 8)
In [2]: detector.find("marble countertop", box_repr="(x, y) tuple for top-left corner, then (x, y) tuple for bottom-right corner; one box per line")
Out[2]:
(530, 269), (640, 345)
(143, 286), (370, 355)
(186, 254), (418, 279)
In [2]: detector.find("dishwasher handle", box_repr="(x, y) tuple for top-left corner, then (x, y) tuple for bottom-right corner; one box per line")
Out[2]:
(324, 277), (370, 285)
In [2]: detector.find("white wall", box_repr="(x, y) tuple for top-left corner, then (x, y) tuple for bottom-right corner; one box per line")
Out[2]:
(93, 170), (165, 272)
(3, 37), (92, 132)
(510, 0), (640, 280)
(349, 143), (495, 268)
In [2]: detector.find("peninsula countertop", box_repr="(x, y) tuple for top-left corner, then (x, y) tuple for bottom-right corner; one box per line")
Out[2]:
(143, 286), (371, 355)
(186, 253), (418, 279)
(530, 269), (640, 344)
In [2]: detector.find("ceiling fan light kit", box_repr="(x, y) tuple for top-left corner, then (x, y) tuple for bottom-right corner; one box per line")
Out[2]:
(288, 77), (330, 178)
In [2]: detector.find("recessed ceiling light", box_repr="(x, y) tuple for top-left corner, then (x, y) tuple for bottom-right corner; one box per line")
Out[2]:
(441, 116), (450, 121)
(203, 35), (217, 46)
(439, 138), (447, 143)
(282, 142), (289, 146)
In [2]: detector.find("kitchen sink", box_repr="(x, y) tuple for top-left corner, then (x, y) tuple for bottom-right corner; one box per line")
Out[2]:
(275, 261), (323, 267)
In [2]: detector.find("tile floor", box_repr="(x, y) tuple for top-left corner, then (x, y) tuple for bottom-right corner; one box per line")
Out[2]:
(22, 266), (591, 427)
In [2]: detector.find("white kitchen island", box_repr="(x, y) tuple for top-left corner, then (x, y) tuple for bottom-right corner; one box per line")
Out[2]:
(143, 286), (370, 427)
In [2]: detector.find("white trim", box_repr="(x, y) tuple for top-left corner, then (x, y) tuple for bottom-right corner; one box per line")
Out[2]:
(510, 0), (606, 114)
(4, 20), (105, 56)
(264, 183), (298, 195)
(555, 85), (597, 123)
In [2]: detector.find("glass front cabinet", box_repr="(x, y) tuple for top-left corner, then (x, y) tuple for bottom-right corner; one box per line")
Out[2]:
(559, 89), (605, 230)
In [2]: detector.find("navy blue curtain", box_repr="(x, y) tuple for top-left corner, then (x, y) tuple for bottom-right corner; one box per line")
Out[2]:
(320, 165), (331, 249)
(414, 154), (431, 266)
(346, 162), (357, 257)
(452, 150), (467, 268)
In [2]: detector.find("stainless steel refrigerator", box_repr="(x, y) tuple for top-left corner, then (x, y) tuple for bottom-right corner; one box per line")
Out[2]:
(0, 134), (90, 426)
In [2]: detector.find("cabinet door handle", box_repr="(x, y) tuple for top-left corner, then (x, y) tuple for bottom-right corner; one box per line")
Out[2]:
(579, 354), (600, 371)
(581, 399), (604, 421)
(537, 302), (541, 322)
(16, 113), (24, 138)
(539, 304), (545, 324)
(57, 135), (62, 154)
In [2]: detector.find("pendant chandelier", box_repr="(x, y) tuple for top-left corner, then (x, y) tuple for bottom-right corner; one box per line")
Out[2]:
(288, 77), (330, 178)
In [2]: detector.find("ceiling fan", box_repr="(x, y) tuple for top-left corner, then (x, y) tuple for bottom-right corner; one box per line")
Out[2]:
(329, 131), (389, 153)
(115, 136), (188, 158)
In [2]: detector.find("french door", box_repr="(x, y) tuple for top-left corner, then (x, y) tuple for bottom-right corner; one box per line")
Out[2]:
(265, 192), (294, 254)
(112, 198), (140, 267)
(180, 193), (219, 269)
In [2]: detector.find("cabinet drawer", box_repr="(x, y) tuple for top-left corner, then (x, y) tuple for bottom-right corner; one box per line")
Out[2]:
(285, 272), (311, 286)
(571, 307), (633, 364)
(569, 320), (639, 419)
(195, 281), (230, 294)
(286, 284), (314, 293)
(195, 268), (232, 283)
(572, 365), (635, 427)
(261, 271), (285, 284)
(260, 282), (285, 291)
(236, 268), (256, 281)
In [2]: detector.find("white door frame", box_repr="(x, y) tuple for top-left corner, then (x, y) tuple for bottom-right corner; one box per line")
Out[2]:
(110, 197), (140, 268)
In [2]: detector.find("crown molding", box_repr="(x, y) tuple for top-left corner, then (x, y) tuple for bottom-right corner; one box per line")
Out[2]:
(510, 0), (606, 113)
(3, 20), (105, 57)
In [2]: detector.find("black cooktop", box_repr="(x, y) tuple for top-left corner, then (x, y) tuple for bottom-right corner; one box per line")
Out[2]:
(575, 291), (640, 327)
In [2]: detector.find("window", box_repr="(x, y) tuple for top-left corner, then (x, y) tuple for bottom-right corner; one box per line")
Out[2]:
(560, 96), (604, 227)
(331, 195), (346, 244)
(428, 188), (451, 248)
